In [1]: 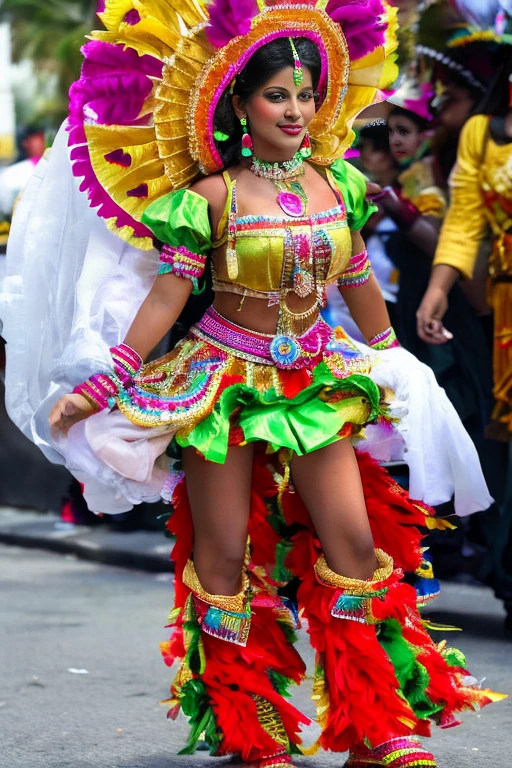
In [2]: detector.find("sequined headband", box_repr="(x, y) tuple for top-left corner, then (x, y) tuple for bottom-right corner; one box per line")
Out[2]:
(363, 118), (388, 128)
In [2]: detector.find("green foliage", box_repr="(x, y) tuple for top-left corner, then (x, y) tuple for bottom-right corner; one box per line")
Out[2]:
(0, 0), (97, 126)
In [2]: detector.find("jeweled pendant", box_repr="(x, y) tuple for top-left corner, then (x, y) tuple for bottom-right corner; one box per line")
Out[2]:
(277, 190), (305, 218)
(293, 267), (314, 298)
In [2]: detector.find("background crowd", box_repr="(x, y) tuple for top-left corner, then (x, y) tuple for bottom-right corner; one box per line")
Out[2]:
(0, 0), (511, 629)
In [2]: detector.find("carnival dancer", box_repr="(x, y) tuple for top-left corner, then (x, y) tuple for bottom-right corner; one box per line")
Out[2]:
(0, 2), (504, 767)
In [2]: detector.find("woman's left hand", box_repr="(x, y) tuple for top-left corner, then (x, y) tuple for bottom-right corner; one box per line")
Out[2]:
(365, 181), (383, 200)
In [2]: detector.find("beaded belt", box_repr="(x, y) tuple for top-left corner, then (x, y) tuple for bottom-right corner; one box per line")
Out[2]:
(191, 307), (331, 369)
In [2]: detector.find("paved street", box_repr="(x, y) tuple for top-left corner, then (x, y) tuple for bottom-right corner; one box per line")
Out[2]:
(1, 545), (511, 768)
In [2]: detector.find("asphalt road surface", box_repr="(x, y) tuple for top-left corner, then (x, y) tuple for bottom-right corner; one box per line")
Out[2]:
(1, 545), (511, 768)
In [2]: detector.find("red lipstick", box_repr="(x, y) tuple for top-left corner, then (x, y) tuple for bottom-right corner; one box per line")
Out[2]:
(279, 124), (303, 135)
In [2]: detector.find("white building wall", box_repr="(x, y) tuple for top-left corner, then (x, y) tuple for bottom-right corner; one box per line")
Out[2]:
(0, 23), (16, 162)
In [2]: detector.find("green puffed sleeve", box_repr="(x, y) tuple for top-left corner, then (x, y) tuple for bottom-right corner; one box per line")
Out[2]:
(142, 189), (212, 294)
(329, 158), (377, 231)
(142, 188), (212, 253)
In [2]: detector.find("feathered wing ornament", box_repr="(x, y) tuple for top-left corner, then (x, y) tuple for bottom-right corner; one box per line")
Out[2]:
(67, 0), (398, 249)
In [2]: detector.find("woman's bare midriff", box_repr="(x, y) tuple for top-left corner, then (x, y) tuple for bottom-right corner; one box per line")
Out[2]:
(213, 291), (319, 335)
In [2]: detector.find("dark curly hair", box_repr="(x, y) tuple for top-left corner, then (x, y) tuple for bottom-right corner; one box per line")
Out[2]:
(213, 36), (322, 168)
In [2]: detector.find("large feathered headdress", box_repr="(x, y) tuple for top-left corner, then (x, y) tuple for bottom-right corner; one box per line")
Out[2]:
(68, 0), (398, 249)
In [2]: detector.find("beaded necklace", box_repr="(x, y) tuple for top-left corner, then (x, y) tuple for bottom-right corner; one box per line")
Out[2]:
(249, 152), (309, 218)
(250, 152), (304, 180)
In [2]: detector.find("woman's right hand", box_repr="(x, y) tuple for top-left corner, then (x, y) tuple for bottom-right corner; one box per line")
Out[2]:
(416, 286), (453, 344)
(49, 393), (98, 434)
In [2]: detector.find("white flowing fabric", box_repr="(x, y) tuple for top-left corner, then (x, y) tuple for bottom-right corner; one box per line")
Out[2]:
(0, 122), (493, 516)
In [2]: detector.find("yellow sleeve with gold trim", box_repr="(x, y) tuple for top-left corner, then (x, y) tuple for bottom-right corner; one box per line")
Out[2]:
(433, 115), (490, 280)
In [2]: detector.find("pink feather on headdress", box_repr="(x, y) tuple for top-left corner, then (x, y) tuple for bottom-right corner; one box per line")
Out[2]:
(206, 0), (260, 49)
(326, 0), (388, 60)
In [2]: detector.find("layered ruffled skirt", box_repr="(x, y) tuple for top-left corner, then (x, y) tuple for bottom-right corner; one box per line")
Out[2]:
(65, 307), (492, 518)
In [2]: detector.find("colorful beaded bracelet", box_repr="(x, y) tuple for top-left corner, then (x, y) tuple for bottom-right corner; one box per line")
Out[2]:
(368, 327), (400, 350)
(337, 249), (372, 288)
(73, 372), (121, 411)
(158, 244), (207, 294)
(72, 343), (143, 411)
(111, 342), (143, 386)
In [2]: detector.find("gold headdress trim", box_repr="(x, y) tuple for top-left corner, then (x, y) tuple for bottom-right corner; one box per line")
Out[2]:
(73, 0), (397, 249)
(183, 7), (350, 176)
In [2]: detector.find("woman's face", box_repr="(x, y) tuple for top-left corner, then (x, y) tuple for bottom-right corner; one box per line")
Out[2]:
(435, 83), (475, 133)
(388, 113), (427, 162)
(234, 65), (316, 161)
(359, 138), (396, 183)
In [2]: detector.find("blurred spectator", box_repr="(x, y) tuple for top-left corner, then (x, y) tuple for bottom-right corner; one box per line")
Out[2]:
(323, 121), (401, 337)
(417, 0), (505, 185)
(358, 122), (400, 320)
(0, 125), (46, 220)
(371, 78), (494, 453)
(418, 46), (512, 624)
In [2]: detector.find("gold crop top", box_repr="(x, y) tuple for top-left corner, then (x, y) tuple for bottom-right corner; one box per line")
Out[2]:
(142, 158), (376, 307)
(211, 168), (353, 301)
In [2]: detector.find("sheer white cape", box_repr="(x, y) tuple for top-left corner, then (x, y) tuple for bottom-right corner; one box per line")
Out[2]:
(0, 123), (493, 516)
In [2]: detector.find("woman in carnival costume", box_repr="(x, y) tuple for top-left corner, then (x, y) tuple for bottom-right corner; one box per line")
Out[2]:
(1, 1), (504, 767)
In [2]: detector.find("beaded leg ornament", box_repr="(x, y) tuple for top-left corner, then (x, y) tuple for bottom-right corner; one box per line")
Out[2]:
(182, 559), (252, 646)
(345, 737), (436, 768)
(248, 753), (295, 768)
(239, 696), (296, 768)
(314, 549), (396, 624)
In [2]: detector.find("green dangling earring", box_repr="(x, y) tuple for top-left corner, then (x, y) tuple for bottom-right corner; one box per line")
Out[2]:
(240, 116), (253, 157)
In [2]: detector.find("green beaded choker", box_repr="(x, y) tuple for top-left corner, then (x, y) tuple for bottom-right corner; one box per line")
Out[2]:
(249, 151), (304, 181)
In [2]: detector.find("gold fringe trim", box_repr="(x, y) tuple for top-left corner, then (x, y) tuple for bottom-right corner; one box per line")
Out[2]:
(253, 695), (290, 750)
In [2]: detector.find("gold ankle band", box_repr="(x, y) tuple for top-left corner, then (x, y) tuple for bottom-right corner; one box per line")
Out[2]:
(314, 549), (394, 594)
(182, 559), (250, 613)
